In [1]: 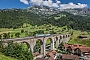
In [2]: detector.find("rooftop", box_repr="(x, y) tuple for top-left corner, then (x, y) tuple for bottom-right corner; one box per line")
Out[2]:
(62, 54), (79, 60)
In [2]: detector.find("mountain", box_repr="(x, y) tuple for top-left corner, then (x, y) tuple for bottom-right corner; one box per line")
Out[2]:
(60, 8), (90, 15)
(28, 5), (90, 16)
(0, 7), (90, 31)
(27, 5), (59, 15)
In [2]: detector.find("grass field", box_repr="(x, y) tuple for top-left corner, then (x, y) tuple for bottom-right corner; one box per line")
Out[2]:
(0, 53), (17, 60)
(54, 14), (66, 20)
(68, 30), (90, 47)
(0, 24), (90, 46)
(0, 24), (69, 39)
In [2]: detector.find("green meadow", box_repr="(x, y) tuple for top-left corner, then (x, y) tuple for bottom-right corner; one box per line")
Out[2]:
(0, 53), (17, 60)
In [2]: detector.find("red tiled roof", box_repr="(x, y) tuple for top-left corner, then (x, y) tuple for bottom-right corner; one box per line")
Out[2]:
(36, 57), (54, 60)
(46, 51), (51, 55)
(52, 50), (57, 55)
(64, 44), (82, 50)
(48, 52), (54, 58)
(68, 44), (82, 50)
(46, 50), (57, 59)
(36, 58), (47, 60)
(52, 50), (56, 53)
(62, 54), (79, 60)
(34, 52), (39, 57)
(79, 47), (90, 53)
(63, 44), (70, 48)
(64, 44), (90, 55)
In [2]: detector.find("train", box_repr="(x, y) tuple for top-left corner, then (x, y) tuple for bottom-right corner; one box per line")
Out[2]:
(35, 34), (51, 37)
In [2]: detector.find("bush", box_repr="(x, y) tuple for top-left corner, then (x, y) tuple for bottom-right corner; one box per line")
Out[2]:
(15, 32), (21, 38)
(0, 40), (4, 52)
(2, 41), (33, 60)
(21, 29), (24, 33)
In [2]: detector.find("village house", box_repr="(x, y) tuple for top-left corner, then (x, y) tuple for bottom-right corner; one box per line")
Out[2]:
(74, 47), (90, 57)
(66, 44), (82, 54)
(63, 44), (84, 53)
(35, 44), (90, 60)
(63, 44), (90, 58)
(35, 50), (59, 60)
(62, 44), (71, 51)
(61, 54), (79, 60)
(77, 35), (88, 40)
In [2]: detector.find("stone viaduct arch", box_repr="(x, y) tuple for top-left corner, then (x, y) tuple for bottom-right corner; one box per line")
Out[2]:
(59, 35), (63, 44)
(21, 41), (31, 49)
(3, 34), (71, 55)
(54, 36), (59, 48)
(33, 39), (43, 54)
(45, 38), (53, 50)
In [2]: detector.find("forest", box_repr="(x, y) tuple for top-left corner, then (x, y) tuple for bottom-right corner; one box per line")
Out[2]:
(0, 9), (90, 31)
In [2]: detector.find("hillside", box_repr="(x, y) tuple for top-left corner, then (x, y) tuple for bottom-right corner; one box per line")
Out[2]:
(44, 12), (90, 31)
(0, 9), (43, 28)
(0, 9), (90, 31)
(68, 30), (90, 47)
(0, 52), (17, 60)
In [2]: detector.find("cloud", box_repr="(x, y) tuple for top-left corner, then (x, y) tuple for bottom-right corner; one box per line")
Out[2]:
(42, 0), (59, 8)
(20, 0), (88, 9)
(30, 0), (43, 5)
(56, 1), (61, 4)
(20, 0), (29, 5)
(52, 3), (59, 7)
(59, 2), (87, 9)
(43, 0), (53, 7)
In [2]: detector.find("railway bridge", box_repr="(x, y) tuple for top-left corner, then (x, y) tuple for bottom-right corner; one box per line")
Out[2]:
(3, 34), (71, 55)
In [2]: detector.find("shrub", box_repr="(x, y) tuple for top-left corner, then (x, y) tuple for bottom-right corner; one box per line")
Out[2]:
(2, 41), (33, 60)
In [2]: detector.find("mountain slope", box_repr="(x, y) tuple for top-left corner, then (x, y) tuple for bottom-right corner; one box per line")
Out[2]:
(0, 9), (90, 31)
(0, 9), (43, 28)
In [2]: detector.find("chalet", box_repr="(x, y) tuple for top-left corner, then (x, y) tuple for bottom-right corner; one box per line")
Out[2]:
(74, 47), (90, 57)
(63, 44), (82, 52)
(36, 50), (57, 60)
(46, 50), (57, 60)
(63, 44), (90, 58)
(77, 35), (88, 39)
(66, 44), (82, 54)
(63, 44), (71, 51)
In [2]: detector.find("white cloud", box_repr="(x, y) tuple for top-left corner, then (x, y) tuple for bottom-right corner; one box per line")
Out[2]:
(52, 3), (59, 7)
(59, 2), (87, 9)
(42, 0), (59, 8)
(20, 0), (88, 9)
(43, 0), (53, 7)
(30, 0), (43, 5)
(56, 0), (61, 4)
(20, 0), (29, 5)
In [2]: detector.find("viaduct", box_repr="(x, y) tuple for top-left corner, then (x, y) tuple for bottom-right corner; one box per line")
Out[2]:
(3, 34), (71, 55)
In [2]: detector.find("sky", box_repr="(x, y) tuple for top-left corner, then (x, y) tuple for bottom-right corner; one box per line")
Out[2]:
(0, 0), (90, 9)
